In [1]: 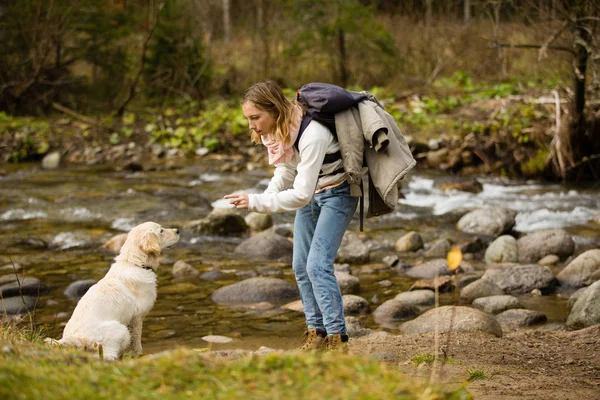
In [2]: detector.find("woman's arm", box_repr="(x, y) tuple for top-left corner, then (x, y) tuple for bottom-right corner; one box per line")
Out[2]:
(246, 122), (331, 214)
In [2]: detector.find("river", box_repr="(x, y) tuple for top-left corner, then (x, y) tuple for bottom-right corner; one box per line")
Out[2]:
(1, 160), (599, 354)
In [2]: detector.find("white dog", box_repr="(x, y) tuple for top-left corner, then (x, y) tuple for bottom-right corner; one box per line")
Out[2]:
(55, 222), (180, 360)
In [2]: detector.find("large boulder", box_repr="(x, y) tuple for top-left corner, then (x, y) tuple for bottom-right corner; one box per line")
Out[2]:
(394, 232), (424, 252)
(556, 249), (600, 288)
(496, 309), (547, 331)
(482, 264), (557, 294)
(234, 226), (293, 261)
(567, 280), (600, 330)
(456, 207), (517, 237)
(336, 232), (370, 264)
(472, 295), (522, 314)
(186, 208), (248, 236)
(0, 295), (36, 315)
(484, 235), (518, 264)
(334, 271), (360, 295)
(342, 295), (370, 315)
(517, 229), (575, 263)
(460, 279), (504, 302)
(373, 299), (420, 328)
(406, 259), (451, 279)
(400, 306), (503, 337)
(244, 212), (273, 232)
(211, 277), (298, 305)
(394, 290), (435, 306)
(64, 280), (97, 301)
(0, 277), (49, 297)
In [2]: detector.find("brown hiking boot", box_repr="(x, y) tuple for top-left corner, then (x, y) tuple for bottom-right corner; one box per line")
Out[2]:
(297, 328), (327, 352)
(325, 334), (349, 353)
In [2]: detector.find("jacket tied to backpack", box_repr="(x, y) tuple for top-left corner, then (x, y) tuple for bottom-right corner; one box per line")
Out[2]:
(335, 95), (416, 218)
(295, 82), (416, 219)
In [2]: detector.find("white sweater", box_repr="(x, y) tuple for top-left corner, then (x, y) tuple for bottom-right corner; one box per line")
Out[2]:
(247, 120), (345, 214)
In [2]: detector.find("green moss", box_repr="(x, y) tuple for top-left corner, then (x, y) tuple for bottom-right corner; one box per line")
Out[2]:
(0, 338), (471, 400)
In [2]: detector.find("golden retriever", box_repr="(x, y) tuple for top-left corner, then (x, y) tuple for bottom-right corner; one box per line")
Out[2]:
(54, 222), (180, 360)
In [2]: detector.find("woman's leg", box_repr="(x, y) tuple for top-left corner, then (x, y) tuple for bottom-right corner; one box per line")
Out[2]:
(292, 202), (324, 330)
(306, 185), (358, 335)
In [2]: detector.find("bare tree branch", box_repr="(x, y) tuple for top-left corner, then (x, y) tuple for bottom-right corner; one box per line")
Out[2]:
(538, 20), (570, 60)
(493, 41), (574, 55)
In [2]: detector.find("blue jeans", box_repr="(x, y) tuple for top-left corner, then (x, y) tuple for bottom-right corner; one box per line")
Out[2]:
(292, 183), (358, 335)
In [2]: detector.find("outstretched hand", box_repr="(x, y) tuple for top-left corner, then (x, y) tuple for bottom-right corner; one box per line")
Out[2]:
(224, 193), (249, 209)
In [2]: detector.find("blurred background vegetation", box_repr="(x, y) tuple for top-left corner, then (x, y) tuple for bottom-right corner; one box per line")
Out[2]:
(1, 0), (599, 181)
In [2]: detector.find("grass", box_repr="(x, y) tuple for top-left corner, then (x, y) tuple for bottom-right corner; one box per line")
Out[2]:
(0, 324), (471, 400)
(465, 367), (488, 382)
(412, 353), (436, 366)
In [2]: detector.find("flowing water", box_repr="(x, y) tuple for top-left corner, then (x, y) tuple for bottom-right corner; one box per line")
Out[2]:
(1, 160), (599, 354)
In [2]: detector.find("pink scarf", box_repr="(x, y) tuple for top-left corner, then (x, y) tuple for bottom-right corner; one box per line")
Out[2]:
(262, 105), (303, 165)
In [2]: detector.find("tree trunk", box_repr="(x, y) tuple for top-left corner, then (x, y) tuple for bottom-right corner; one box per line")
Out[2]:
(223, 0), (231, 44)
(338, 28), (348, 87)
(425, 0), (432, 29)
(464, 0), (471, 25)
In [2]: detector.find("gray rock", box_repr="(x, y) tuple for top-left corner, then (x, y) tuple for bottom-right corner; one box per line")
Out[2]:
(394, 232), (424, 252)
(472, 295), (522, 314)
(566, 280), (600, 329)
(342, 295), (371, 315)
(103, 233), (128, 254)
(382, 255), (400, 268)
(426, 148), (448, 167)
(234, 227), (293, 261)
(424, 239), (452, 258)
(186, 208), (248, 236)
(517, 229), (575, 263)
(244, 212), (273, 232)
(394, 290), (435, 306)
(482, 264), (557, 294)
(457, 207), (517, 237)
(0, 277), (49, 297)
(460, 279), (504, 302)
(172, 260), (201, 280)
(406, 259), (450, 279)
(538, 254), (560, 266)
(373, 299), (420, 328)
(345, 316), (372, 338)
(0, 296), (37, 315)
(334, 263), (352, 274)
(211, 277), (298, 305)
(64, 280), (97, 300)
(557, 249), (600, 288)
(334, 271), (360, 295)
(200, 270), (223, 281)
(0, 274), (18, 286)
(484, 235), (518, 264)
(454, 273), (483, 289)
(41, 151), (61, 169)
(400, 306), (503, 337)
(496, 309), (547, 330)
(568, 286), (590, 308)
(336, 232), (370, 264)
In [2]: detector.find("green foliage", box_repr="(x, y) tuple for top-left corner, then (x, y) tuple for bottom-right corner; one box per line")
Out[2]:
(412, 353), (436, 366)
(285, 0), (398, 84)
(466, 367), (488, 382)
(143, 0), (211, 101)
(521, 149), (549, 176)
(146, 100), (245, 152)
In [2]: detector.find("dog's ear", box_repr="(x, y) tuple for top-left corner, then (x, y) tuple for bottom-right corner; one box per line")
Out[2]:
(140, 231), (161, 255)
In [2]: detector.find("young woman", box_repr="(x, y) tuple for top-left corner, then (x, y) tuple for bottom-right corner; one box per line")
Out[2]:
(224, 81), (358, 351)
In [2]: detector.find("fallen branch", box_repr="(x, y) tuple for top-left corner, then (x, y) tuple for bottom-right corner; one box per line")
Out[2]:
(51, 102), (108, 129)
(492, 41), (574, 55)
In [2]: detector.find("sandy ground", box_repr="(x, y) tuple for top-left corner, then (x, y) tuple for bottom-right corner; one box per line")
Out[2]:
(350, 326), (600, 400)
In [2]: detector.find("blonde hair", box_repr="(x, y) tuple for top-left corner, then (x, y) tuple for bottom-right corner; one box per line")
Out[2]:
(242, 81), (304, 144)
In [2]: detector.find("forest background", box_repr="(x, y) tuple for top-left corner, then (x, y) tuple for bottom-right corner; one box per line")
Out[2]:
(1, 0), (600, 182)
